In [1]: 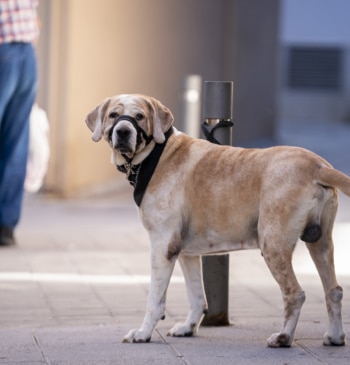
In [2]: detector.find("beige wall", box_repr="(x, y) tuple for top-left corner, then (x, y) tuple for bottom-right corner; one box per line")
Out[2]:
(37, 0), (279, 196)
(39, 0), (226, 196)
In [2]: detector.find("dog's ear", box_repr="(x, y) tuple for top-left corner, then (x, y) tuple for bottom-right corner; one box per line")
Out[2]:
(146, 97), (174, 144)
(85, 98), (111, 142)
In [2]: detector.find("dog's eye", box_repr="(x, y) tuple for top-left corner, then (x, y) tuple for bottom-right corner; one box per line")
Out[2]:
(109, 112), (119, 119)
(135, 113), (144, 121)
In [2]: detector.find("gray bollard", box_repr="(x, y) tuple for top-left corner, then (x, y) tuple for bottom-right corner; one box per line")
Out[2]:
(201, 81), (233, 326)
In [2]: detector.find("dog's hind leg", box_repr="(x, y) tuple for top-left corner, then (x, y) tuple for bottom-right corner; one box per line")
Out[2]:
(306, 238), (345, 346)
(305, 195), (345, 346)
(123, 247), (176, 343)
(261, 235), (305, 348)
(167, 255), (208, 337)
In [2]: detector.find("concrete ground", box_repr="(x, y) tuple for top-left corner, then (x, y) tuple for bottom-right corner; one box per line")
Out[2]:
(0, 119), (350, 364)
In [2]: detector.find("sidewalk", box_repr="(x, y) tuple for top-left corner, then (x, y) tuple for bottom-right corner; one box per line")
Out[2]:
(0, 120), (350, 364)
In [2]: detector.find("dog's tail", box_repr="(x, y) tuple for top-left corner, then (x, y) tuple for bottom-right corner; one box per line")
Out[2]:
(317, 166), (350, 197)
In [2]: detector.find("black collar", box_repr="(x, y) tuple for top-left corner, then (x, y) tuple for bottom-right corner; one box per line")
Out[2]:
(117, 127), (174, 206)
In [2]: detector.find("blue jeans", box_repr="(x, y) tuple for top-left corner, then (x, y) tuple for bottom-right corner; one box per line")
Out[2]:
(0, 43), (37, 229)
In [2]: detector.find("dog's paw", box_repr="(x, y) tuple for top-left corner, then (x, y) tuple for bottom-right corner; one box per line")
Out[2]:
(267, 332), (292, 348)
(122, 329), (151, 343)
(323, 331), (345, 346)
(167, 322), (196, 337)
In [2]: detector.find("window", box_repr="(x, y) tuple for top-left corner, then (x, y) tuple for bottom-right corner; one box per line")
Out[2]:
(287, 47), (342, 90)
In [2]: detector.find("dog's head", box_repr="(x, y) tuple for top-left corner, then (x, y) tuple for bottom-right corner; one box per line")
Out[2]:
(85, 94), (174, 160)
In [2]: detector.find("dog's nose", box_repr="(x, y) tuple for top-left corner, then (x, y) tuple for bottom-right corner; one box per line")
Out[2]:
(117, 128), (130, 139)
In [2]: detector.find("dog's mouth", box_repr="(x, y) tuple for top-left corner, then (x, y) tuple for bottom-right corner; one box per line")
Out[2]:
(115, 142), (133, 155)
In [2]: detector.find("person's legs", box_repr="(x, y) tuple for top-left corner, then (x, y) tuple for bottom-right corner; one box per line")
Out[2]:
(0, 43), (37, 245)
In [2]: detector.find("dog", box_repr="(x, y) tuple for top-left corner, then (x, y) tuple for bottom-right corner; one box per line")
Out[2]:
(85, 93), (350, 347)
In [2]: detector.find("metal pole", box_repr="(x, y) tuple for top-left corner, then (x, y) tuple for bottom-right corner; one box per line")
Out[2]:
(201, 81), (233, 326)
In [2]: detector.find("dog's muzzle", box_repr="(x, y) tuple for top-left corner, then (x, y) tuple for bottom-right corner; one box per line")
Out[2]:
(109, 115), (153, 151)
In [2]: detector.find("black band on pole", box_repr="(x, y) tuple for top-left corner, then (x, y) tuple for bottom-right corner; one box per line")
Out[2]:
(201, 120), (234, 145)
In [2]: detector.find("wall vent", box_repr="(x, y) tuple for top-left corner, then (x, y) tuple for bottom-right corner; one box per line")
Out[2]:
(287, 46), (342, 90)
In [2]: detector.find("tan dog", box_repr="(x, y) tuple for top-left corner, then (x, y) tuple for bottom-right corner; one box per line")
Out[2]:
(86, 94), (350, 347)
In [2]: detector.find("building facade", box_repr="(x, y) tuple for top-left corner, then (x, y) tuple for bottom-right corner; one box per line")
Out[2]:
(278, 0), (350, 123)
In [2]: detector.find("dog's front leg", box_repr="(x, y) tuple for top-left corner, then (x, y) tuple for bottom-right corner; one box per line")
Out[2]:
(122, 248), (176, 343)
(167, 255), (208, 337)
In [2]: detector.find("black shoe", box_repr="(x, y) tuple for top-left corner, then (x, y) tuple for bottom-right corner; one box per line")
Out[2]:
(0, 225), (16, 246)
